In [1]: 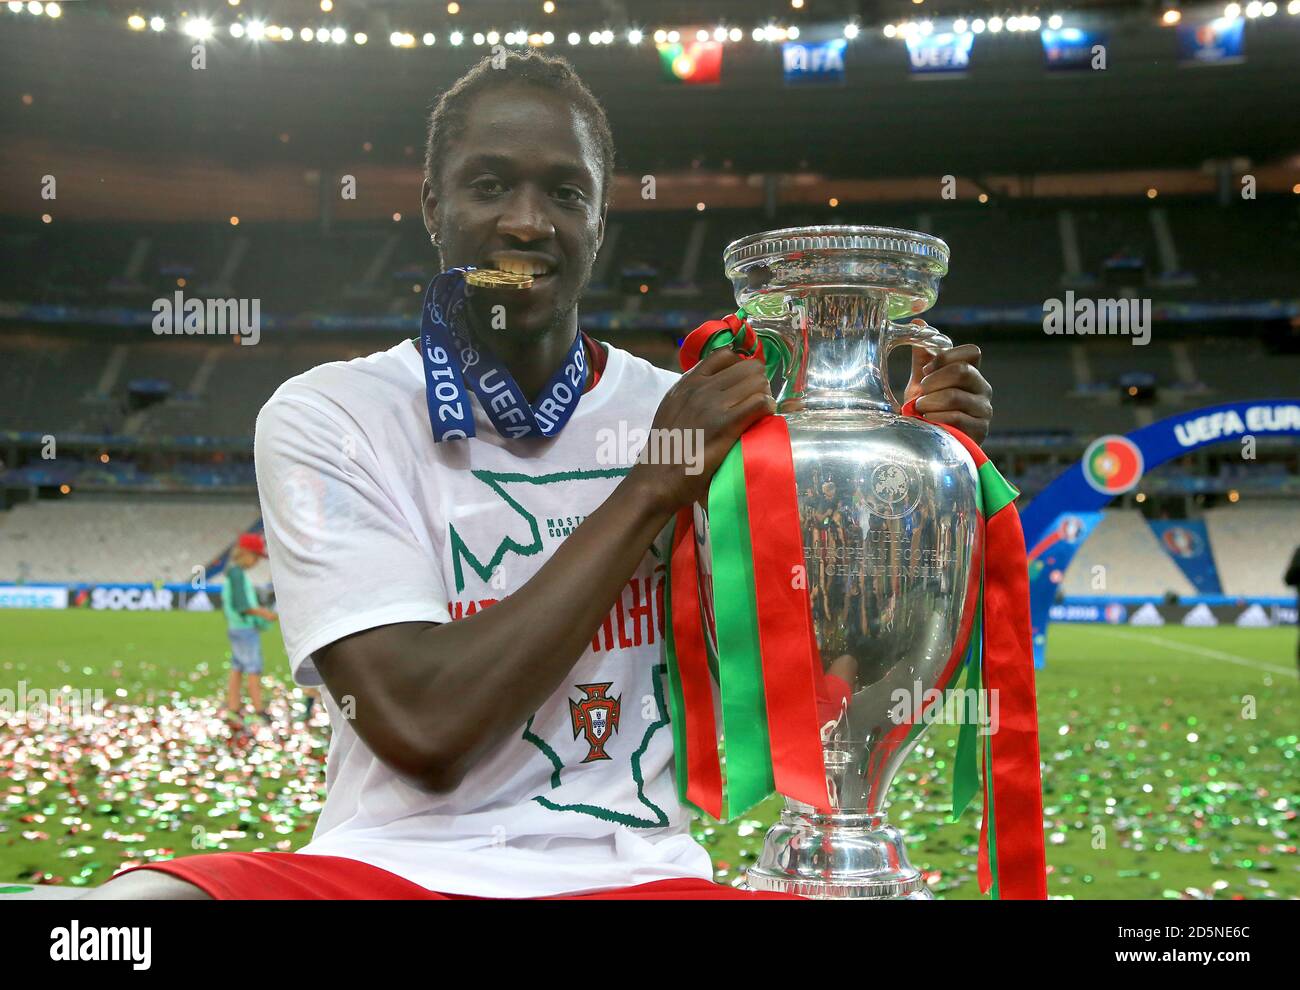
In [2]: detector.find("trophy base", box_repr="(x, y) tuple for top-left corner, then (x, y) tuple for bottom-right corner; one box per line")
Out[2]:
(743, 809), (934, 900)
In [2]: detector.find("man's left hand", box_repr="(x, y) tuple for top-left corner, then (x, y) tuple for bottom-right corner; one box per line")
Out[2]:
(902, 340), (993, 446)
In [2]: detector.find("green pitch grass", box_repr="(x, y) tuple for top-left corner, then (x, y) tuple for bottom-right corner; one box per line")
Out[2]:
(1, 610), (1296, 898)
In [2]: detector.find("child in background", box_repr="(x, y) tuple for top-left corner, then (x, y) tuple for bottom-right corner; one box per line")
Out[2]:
(222, 532), (278, 724)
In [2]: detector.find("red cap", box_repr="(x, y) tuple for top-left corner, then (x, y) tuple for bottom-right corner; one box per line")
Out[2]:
(236, 533), (267, 558)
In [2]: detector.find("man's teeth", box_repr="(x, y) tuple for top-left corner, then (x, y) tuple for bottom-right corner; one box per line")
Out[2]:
(491, 259), (549, 276)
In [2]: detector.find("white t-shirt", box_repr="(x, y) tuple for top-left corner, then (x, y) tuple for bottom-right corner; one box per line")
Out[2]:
(253, 336), (715, 897)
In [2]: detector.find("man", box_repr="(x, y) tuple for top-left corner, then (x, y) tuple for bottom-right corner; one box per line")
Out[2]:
(88, 51), (992, 899)
(221, 532), (278, 725)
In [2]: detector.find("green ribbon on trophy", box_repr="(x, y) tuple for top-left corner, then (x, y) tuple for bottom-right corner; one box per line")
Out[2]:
(664, 309), (1048, 900)
(664, 308), (831, 822)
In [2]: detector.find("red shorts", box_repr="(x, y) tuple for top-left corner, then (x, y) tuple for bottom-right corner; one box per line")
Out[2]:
(112, 852), (805, 900)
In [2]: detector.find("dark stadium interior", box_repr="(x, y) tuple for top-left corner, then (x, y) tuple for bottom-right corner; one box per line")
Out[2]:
(0, 2), (1295, 548)
(4, 2), (1298, 175)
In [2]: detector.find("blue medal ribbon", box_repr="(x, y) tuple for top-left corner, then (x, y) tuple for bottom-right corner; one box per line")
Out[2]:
(419, 268), (587, 443)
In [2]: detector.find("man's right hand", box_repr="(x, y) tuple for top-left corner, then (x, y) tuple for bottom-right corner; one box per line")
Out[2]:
(630, 347), (776, 514)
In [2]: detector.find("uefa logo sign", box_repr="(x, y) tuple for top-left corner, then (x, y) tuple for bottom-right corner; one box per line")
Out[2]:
(1160, 526), (1202, 558)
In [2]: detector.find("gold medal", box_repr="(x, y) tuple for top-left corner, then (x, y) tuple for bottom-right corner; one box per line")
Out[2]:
(465, 268), (534, 290)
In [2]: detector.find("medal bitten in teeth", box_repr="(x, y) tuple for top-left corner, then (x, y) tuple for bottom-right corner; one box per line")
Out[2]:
(467, 253), (555, 289)
(465, 267), (534, 290)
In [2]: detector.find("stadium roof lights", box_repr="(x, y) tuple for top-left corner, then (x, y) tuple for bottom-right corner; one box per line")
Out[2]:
(182, 18), (213, 40)
(17, 5), (1300, 53)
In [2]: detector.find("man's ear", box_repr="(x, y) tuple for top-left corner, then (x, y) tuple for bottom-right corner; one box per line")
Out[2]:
(421, 178), (438, 241)
(595, 206), (606, 255)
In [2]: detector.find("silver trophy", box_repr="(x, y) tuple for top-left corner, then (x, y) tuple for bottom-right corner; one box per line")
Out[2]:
(696, 226), (981, 898)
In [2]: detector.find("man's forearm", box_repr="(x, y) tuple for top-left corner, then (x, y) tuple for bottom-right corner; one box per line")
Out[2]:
(412, 465), (675, 783)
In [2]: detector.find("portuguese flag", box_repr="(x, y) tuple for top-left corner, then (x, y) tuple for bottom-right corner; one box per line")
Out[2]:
(1085, 436), (1142, 493)
(663, 311), (1048, 900)
(657, 41), (723, 84)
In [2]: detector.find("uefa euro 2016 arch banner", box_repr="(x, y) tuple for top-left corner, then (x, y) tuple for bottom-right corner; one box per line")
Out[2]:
(1019, 400), (1300, 667)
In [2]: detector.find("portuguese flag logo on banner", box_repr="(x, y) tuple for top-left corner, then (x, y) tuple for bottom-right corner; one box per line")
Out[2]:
(657, 41), (723, 84)
(1082, 434), (1144, 494)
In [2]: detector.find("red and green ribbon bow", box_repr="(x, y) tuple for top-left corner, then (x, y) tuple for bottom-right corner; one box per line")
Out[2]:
(663, 309), (1047, 900)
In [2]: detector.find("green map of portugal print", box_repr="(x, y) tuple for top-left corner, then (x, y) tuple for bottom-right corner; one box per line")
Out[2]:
(447, 467), (633, 594)
(447, 468), (673, 828)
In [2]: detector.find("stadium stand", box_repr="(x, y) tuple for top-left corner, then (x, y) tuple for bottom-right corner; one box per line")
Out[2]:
(1059, 510), (1197, 598)
(2, 323), (1298, 444)
(3, 196), (1297, 320)
(0, 332), (119, 435)
(1, 334), (1296, 443)
(0, 331), (373, 440)
(1204, 502), (1300, 598)
(0, 495), (263, 584)
(1058, 503), (1300, 599)
(7, 494), (1287, 594)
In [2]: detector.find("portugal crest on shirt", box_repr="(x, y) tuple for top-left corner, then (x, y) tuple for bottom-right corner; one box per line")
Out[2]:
(569, 682), (621, 763)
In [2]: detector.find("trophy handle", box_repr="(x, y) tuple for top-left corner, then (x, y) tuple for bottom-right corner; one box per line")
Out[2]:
(746, 313), (796, 402)
(882, 319), (953, 413)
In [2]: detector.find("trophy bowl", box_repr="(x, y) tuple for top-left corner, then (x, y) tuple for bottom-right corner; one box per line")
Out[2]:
(698, 226), (983, 898)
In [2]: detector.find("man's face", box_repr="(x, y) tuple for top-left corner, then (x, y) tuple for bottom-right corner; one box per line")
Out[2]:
(422, 83), (606, 340)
